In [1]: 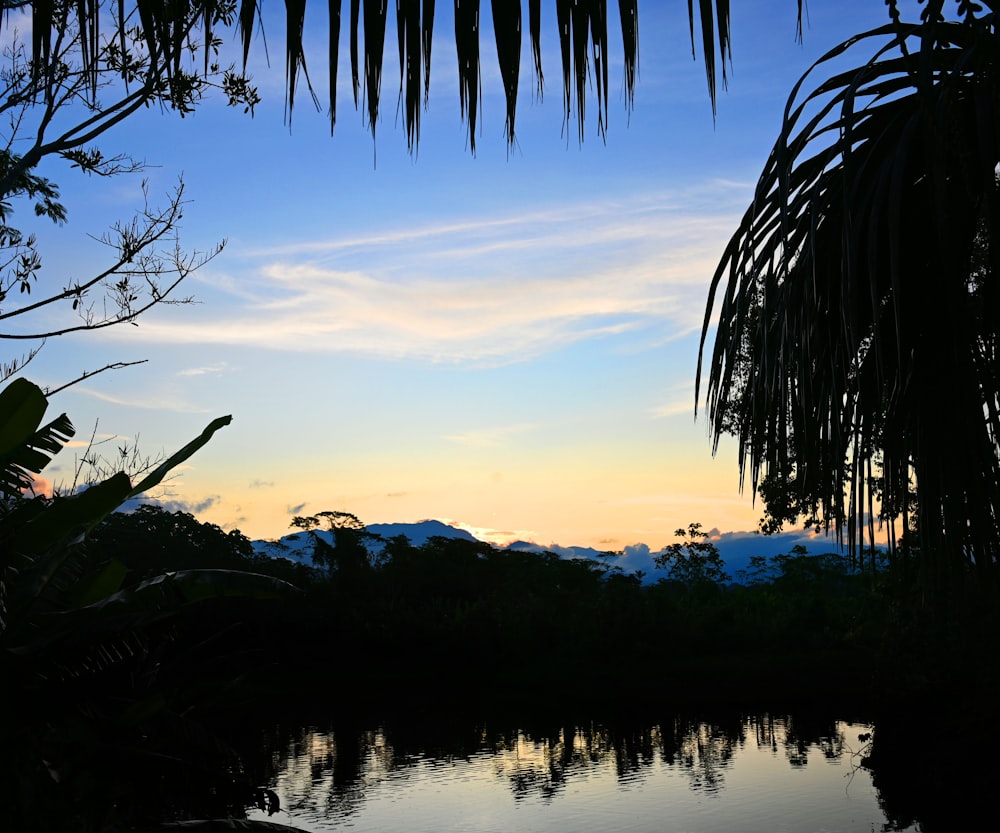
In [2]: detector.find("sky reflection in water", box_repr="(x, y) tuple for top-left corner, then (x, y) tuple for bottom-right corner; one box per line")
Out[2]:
(249, 715), (913, 832)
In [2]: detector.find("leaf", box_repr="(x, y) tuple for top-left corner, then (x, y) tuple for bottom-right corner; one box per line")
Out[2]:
(129, 415), (233, 499)
(698, 13), (1000, 580)
(160, 819), (307, 831)
(492, 0), (521, 147)
(13, 472), (133, 554)
(82, 569), (301, 616)
(0, 377), (47, 455)
(69, 557), (129, 607)
(0, 378), (75, 496)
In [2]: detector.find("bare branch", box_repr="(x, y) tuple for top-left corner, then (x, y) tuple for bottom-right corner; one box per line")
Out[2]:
(0, 178), (223, 341)
(44, 359), (148, 396)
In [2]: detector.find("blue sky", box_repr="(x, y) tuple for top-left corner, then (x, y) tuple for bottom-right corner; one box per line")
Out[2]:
(12, 1), (894, 548)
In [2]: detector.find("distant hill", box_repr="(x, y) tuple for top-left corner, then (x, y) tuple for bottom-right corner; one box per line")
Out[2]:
(367, 520), (479, 546)
(251, 519), (478, 565)
(251, 519), (851, 584)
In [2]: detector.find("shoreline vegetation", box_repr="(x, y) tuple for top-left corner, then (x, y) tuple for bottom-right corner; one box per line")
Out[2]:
(5, 492), (998, 831)
(93, 507), (1000, 788)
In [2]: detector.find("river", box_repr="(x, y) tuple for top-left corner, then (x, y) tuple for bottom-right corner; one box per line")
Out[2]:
(244, 711), (923, 832)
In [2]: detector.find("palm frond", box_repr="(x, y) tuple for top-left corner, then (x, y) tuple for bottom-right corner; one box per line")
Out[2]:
(329, 0), (343, 133)
(285, 0), (319, 125)
(492, 0), (522, 147)
(363, 0), (389, 143)
(20, 1), (751, 152)
(455, 0), (482, 152)
(698, 11), (1000, 588)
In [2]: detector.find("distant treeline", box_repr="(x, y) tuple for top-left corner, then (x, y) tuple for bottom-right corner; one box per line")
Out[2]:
(12, 502), (989, 831)
(88, 505), (901, 713)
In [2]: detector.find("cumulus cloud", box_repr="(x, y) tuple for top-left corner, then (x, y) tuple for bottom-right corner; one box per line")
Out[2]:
(500, 526), (852, 585)
(120, 494), (222, 515)
(21, 474), (54, 499)
(613, 543), (661, 577)
(157, 495), (221, 514)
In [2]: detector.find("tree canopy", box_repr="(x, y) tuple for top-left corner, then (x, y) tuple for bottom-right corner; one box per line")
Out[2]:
(699, 0), (1000, 593)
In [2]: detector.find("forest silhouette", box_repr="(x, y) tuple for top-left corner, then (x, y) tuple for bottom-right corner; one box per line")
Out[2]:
(2, 1), (999, 830)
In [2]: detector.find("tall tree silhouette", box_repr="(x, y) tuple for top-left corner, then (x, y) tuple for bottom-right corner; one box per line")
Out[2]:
(698, 1), (1000, 597)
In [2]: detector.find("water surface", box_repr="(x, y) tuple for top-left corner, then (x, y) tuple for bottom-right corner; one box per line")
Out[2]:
(249, 713), (913, 832)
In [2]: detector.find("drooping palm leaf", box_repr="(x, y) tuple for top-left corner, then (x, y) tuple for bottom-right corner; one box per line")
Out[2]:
(397, 0), (423, 149)
(423, 0), (436, 105)
(285, 0), (319, 124)
(619, 0), (638, 113)
(329, 0), (342, 132)
(455, 0), (482, 151)
(492, 0), (522, 146)
(364, 0), (389, 143)
(698, 9), (1000, 590)
(13, 1), (752, 152)
(530, 0), (543, 96)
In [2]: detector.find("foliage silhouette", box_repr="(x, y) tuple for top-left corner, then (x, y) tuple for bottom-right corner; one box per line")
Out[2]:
(171, 511), (883, 711)
(0, 0), (258, 386)
(0, 379), (301, 831)
(698, 1), (1000, 600)
(17, 1), (751, 153)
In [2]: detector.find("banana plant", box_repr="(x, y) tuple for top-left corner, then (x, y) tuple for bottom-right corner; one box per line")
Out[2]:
(0, 377), (302, 831)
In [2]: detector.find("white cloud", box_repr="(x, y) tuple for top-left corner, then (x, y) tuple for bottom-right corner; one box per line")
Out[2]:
(441, 423), (537, 448)
(650, 381), (700, 419)
(69, 385), (213, 414)
(440, 519), (538, 547)
(107, 188), (743, 366)
(176, 362), (232, 377)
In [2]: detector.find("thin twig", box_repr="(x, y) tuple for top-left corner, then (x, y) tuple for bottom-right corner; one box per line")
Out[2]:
(45, 359), (148, 396)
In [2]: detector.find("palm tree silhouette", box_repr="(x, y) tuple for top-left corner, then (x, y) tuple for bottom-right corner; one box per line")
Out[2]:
(698, 1), (1000, 595)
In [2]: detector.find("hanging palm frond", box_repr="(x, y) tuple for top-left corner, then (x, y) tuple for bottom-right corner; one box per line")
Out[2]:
(698, 8), (1000, 592)
(285, 0), (320, 124)
(455, 0), (482, 150)
(9, 1), (750, 152)
(329, 0), (343, 132)
(397, 0), (421, 148)
(363, 0), (389, 140)
(492, 0), (521, 146)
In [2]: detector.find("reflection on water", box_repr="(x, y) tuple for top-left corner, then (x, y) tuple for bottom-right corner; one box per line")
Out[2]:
(247, 713), (916, 832)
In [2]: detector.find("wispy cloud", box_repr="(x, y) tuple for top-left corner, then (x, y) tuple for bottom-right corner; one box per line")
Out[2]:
(650, 380), (703, 419)
(176, 362), (232, 377)
(111, 188), (743, 366)
(69, 385), (213, 413)
(442, 423), (537, 448)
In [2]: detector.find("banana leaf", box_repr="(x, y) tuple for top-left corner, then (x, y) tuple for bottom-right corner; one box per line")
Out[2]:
(0, 378), (74, 497)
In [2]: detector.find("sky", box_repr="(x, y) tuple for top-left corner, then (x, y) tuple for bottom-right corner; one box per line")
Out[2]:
(8, 1), (895, 549)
